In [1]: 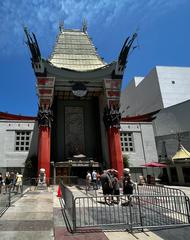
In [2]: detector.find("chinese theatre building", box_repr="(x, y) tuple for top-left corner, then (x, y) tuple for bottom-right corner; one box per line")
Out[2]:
(24, 23), (137, 181)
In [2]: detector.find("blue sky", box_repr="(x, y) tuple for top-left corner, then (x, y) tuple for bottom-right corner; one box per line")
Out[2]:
(0, 0), (190, 115)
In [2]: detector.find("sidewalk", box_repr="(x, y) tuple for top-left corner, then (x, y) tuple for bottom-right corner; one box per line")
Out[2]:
(0, 187), (54, 240)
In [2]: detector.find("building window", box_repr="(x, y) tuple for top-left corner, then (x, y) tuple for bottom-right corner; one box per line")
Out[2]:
(15, 131), (32, 152)
(120, 132), (134, 152)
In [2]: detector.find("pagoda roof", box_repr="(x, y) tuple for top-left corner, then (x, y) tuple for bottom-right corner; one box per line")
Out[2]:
(49, 29), (106, 72)
(172, 144), (190, 161)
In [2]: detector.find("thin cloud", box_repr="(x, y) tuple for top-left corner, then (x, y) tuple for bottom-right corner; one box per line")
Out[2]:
(0, 0), (187, 55)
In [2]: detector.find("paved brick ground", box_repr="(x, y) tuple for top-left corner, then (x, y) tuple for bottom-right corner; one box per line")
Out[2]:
(54, 227), (109, 240)
(0, 220), (53, 231)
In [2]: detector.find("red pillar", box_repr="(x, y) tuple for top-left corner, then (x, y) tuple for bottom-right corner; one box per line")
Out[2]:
(108, 127), (123, 179)
(38, 126), (51, 184)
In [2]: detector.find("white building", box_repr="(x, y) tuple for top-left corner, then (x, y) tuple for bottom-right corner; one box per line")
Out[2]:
(0, 112), (158, 180)
(120, 120), (158, 181)
(121, 66), (190, 185)
(121, 66), (190, 116)
(120, 121), (157, 167)
(154, 100), (190, 185)
(0, 112), (37, 175)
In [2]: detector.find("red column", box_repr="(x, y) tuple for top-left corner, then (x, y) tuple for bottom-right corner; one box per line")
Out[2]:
(108, 127), (123, 179)
(38, 126), (51, 184)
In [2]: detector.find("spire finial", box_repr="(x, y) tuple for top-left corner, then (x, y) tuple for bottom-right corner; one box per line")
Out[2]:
(59, 21), (64, 32)
(82, 18), (87, 32)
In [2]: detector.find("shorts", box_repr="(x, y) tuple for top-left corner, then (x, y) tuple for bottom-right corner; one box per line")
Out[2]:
(114, 189), (120, 195)
(102, 185), (113, 195)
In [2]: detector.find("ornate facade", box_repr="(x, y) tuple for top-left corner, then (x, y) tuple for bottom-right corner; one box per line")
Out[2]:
(24, 24), (137, 180)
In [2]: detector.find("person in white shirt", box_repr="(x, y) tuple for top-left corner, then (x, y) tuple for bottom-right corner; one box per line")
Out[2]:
(15, 172), (23, 194)
(86, 171), (92, 191)
(92, 170), (97, 190)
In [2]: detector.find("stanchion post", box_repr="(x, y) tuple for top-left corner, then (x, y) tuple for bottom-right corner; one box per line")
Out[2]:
(128, 197), (133, 234)
(72, 196), (76, 232)
(8, 188), (11, 207)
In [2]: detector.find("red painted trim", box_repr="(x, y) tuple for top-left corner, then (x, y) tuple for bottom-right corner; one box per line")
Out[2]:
(121, 110), (160, 122)
(38, 126), (51, 184)
(0, 112), (36, 120)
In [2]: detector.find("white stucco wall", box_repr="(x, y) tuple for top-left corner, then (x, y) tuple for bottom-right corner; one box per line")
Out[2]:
(153, 99), (190, 160)
(140, 123), (158, 163)
(121, 66), (190, 116)
(120, 122), (158, 167)
(0, 120), (36, 170)
(157, 66), (190, 108)
(154, 100), (190, 137)
(121, 68), (163, 116)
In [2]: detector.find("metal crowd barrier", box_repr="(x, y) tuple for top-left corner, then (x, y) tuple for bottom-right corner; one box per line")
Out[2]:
(60, 182), (190, 233)
(0, 191), (9, 217)
(135, 184), (187, 197)
(59, 182), (76, 232)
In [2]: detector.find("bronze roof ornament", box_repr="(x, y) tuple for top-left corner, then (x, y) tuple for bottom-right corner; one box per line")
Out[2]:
(113, 32), (138, 78)
(82, 18), (87, 32)
(24, 27), (41, 63)
(59, 21), (64, 33)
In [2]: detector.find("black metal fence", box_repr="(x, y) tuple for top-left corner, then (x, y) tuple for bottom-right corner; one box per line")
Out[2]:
(60, 182), (190, 233)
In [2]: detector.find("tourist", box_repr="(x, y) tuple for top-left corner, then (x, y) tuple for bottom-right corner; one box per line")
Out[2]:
(15, 172), (23, 194)
(4, 172), (11, 194)
(86, 171), (92, 191)
(100, 170), (113, 205)
(112, 171), (120, 204)
(10, 171), (16, 192)
(92, 170), (97, 190)
(122, 172), (135, 206)
(96, 171), (101, 189)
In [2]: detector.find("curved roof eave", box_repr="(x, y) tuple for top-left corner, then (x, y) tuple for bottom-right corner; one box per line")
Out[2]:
(0, 112), (36, 121)
(43, 59), (117, 79)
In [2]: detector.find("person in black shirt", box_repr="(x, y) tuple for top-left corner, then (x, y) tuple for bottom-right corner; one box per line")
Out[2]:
(122, 173), (134, 206)
(4, 172), (11, 194)
(100, 170), (113, 205)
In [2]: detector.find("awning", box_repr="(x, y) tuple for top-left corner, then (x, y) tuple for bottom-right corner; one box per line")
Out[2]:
(142, 162), (167, 167)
